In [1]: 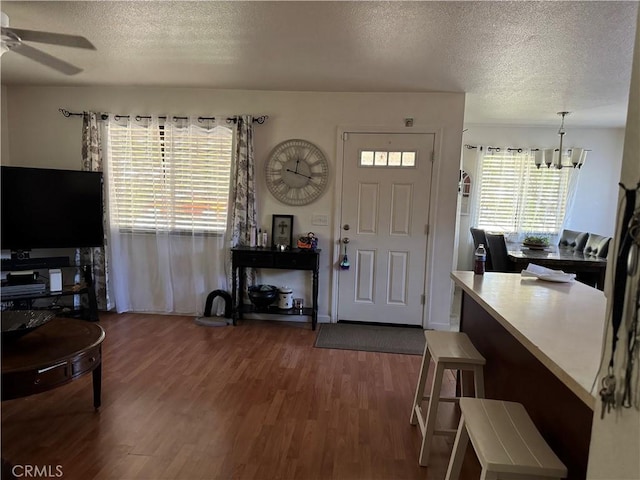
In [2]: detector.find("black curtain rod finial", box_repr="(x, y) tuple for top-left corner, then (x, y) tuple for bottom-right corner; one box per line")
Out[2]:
(59, 108), (83, 118)
(226, 115), (269, 124)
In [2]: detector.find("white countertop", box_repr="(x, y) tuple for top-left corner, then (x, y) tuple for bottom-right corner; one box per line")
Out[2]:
(451, 271), (607, 409)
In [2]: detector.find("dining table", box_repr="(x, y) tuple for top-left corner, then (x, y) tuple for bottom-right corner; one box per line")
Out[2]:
(507, 243), (608, 289)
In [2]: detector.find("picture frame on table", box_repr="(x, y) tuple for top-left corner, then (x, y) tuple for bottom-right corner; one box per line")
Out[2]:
(271, 214), (294, 248)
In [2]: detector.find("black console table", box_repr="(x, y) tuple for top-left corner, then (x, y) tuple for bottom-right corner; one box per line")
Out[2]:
(231, 247), (320, 330)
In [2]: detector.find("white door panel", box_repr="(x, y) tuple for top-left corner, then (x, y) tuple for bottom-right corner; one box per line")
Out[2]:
(338, 133), (434, 325)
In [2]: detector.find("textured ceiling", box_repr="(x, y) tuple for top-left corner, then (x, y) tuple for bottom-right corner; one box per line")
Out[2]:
(1, 1), (638, 127)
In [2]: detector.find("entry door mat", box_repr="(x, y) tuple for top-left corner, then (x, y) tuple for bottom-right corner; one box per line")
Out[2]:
(314, 323), (425, 355)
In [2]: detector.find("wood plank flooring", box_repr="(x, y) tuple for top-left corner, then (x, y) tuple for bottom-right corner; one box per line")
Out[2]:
(2, 313), (480, 480)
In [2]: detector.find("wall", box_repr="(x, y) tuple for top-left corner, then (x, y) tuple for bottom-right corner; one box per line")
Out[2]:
(457, 125), (625, 270)
(2, 86), (465, 329)
(1, 84), (8, 163)
(587, 5), (640, 478)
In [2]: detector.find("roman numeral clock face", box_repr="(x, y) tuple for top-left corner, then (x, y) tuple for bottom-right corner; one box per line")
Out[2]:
(265, 139), (329, 206)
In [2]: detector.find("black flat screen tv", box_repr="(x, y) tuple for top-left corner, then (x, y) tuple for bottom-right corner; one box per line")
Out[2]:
(1, 166), (105, 251)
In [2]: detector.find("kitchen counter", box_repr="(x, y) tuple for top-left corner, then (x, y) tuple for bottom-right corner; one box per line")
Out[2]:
(451, 271), (606, 408)
(451, 271), (607, 480)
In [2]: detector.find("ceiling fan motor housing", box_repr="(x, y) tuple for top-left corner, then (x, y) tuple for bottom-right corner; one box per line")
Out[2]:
(1, 12), (21, 53)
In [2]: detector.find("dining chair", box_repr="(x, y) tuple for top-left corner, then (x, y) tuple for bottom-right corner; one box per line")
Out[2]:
(485, 233), (511, 272)
(558, 229), (589, 252)
(470, 227), (493, 271)
(584, 233), (611, 258)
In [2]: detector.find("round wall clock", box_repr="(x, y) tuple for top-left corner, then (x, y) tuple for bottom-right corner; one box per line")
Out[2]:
(265, 139), (329, 206)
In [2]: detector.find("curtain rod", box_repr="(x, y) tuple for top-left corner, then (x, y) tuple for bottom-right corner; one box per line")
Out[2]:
(464, 144), (591, 152)
(465, 145), (535, 152)
(58, 109), (268, 124)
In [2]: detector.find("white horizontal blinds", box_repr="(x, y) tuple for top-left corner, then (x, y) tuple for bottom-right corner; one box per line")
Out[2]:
(108, 118), (163, 232)
(477, 151), (523, 232)
(519, 160), (569, 233)
(107, 116), (233, 234)
(477, 150), (570, 234)
(165, 121), (233, 233)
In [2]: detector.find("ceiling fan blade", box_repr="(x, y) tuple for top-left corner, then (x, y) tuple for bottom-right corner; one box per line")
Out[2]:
(11, 43), (83, 75)
(7, 27), (95, 49)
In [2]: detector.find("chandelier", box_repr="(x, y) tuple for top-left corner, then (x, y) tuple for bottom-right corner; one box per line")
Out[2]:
(533, 112), (588, 169)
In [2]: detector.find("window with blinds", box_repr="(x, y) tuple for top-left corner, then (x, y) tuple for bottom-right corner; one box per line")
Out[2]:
(475, 150), (570, 235)
(106, 120), (233, 234)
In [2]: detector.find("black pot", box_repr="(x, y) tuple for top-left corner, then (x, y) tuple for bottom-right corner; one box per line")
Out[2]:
(248, 284), (278, 309)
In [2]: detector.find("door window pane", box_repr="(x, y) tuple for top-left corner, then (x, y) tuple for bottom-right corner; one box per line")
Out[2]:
(359, 150), (417, 168)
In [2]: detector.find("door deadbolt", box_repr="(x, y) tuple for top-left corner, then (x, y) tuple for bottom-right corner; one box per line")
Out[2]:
(343, 224), (350, 231)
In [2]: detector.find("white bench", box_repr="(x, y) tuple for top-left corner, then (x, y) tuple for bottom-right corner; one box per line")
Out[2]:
(445, 398), (568, 480)
(410, 331), (485, 466)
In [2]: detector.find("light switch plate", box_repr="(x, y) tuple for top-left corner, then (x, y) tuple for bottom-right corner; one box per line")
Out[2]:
(311, 214), (329, 226)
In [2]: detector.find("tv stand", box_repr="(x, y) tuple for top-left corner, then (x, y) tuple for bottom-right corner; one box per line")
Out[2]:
(1, 263), (98, 322)
(2, 256), (70, 270)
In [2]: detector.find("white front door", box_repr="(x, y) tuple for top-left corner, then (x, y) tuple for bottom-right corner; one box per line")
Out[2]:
(337, 132), (434, 325)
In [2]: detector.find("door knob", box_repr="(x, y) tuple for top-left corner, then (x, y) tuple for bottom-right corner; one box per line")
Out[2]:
(342, 237), (350, 244)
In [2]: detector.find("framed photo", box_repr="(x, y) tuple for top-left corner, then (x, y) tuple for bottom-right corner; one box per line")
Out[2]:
(271, 214), (294, 248)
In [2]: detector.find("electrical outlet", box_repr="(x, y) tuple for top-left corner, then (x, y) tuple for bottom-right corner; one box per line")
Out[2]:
(311, 214), (329, 226)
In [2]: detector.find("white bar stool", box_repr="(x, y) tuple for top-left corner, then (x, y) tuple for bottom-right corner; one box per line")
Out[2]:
(445, 398), (567, 480)
(410, 331), (485, 466)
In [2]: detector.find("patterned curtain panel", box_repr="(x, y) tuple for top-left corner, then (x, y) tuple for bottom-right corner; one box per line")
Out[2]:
(226, 115), (258, 292)
(80, 111), (111, 311)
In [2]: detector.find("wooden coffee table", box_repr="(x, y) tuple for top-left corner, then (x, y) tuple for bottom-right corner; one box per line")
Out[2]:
(2, 317), (105, 409)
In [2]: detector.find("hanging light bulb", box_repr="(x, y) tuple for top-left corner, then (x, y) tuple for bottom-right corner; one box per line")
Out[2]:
(544, 148), (554, 168)
(570, 148), (583, 168)
(534, 150), (543, 169)
(578, 149), (588, 168)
